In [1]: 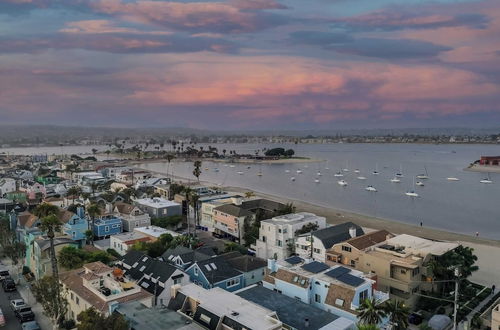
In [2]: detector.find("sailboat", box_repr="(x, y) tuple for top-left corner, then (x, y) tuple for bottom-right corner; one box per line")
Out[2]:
(372, 163), (380, 175)
(405, 178), (419, 197)
(296, 169), (303, 174)
(390, 177), (401, 183)
(257, 164), (263, 176)
(317, 171), (322, 176)
(357, 176), (367, 180)
(342, 161), (349, 172)
(237, 171), (244, 175)
(416, 181), (424, 186)
(334, 171), (344, 177)
(285, 169), (290, 173)
(337, 180), (348, 186)
(395, 165), (404, 177)
(480, 174), (493, 184)
(365, 185), (377, 192)
(416, 166), (429, 179)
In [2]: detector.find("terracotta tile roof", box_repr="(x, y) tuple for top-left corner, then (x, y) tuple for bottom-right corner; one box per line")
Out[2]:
(273, 269), (309, 288)
(346, 230), (393, 250)
(324, 283), (357, 314)
(60, 268), (153, 313)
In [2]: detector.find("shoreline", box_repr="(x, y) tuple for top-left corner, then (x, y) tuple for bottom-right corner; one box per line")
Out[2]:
(136, 164), (500, 247)
(464, 164), (500, 173)
(126, 157), (322, 165)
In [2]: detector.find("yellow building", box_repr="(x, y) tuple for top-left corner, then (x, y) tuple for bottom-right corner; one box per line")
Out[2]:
(327, 232), (458, 308)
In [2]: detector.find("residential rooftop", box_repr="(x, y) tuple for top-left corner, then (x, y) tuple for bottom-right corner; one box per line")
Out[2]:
(262, 212), (325, 226)
(134, 225), (179, 238)
(384, 234), (459, 257)
(135, 197), (181, 209)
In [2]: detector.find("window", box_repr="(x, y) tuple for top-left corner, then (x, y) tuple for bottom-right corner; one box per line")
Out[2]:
(335, 298), (344, 307)
(105, 226), (110, 232)
(359, 289), (368, 301)
(277, 240), (282, 247)
(262, 236), (266, 242)
(174, 278), (182, 285)
(412, 268), (420, 277)
(72, 231), (76, 238)
(194, 267), (198, 276)
(350, 260), (356, 267)
(135, 221), (139, 227)
(226, 278), (240, 288)
(283, 228), (287, 233)
(315, 294), (321, 303)
(278, 228), (282, 233)
(76, 297), (79, 305)
(400, 269), (407, 274)
(342, 245), (352, 252)
(313, 248), (321, 254)
(112, 224), (119, 228)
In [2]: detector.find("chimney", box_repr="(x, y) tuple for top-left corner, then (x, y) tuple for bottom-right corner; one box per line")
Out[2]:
(349, 226), (357, 238)
(305, 318), (309, 327)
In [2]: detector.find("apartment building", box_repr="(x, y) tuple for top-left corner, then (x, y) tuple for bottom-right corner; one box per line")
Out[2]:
(327, 232), (459, 308)
(264, 257), (389, 324)
(60, 261), (153, 320)
(492, 304), (500, 330)
(254, 212), (327, 261)
(134, 197), (182, 218)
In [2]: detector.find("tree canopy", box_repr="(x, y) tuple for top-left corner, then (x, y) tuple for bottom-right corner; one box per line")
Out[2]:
(77, 307), (128, 330)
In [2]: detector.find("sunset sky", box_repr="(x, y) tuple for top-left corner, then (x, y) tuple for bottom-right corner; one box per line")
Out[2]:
(1, 0), (500, 129)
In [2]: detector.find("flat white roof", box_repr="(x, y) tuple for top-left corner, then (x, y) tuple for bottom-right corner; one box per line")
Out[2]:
(111, 231), (147, 243)
(263, 212), (324, 225)
(135, 198), (181, 209)
(386, 234), (459, 256)
(179, 284), (281, 330)
(133, 226), (179, 238)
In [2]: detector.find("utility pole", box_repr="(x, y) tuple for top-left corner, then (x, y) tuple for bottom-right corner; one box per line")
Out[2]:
(453, 268), (460, 330)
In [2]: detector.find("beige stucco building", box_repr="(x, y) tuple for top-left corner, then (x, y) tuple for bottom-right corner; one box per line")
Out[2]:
(327, 231), (459, 308)
(493, 304), (500, 330)
(60, 261), (153, 321)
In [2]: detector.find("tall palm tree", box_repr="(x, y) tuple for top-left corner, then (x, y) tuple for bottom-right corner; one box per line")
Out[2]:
(357, 298), (386, 325)
(86, 203), (101, 245)
(384, 300), (410, 330)
(33, 202), (59, 218)
(166, 154), (175, 179)
(193, 160), (202, 182)
(183, 187), (193, 239)
(39, 214), (62, 279)
(67, 186), (82, 205)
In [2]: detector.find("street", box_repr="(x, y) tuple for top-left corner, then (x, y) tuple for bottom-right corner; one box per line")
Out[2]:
(0, 259), (52, 330)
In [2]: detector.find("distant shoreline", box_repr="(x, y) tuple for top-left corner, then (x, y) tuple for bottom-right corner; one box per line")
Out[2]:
(464, 164), (500, 173)
(136, 164), (500, 247)
(127, 157), (322, 165)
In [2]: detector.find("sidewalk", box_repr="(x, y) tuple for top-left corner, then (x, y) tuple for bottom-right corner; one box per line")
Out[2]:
(1, 258), (53, 330)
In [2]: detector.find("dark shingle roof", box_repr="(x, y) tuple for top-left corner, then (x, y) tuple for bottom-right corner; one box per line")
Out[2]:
(220, 253), (267, 272)
(121, 250), (146, 268)
(240, 199), (285, 213)
(121, 250), (179, 286)
(236, 286), (338, 330)
(213, 204), (253, 217)
(162, 246), (212, 265)
(194, 256), (241, 285)
(312, 222), (364, 249)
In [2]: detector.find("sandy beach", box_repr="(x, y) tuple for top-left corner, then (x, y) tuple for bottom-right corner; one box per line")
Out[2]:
(464, 164), (500, 173)
(138, 166), (500, 287)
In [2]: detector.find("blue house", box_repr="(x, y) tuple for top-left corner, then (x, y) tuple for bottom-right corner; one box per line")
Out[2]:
(162, 246), (215, 271)
(93, 215), (123, 239)
(63, 207), (89, 247)
(185, 255), (244, 292)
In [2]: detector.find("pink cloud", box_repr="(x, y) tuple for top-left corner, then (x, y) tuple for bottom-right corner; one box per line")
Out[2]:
(89, 0), (287, 33)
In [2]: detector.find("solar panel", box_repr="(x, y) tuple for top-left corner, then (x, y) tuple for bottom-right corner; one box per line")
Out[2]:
(301, 261), (329, 274)
(285, 256), (303, 265)
(325, 266), (351, 279)
(337, 273), (365, 287)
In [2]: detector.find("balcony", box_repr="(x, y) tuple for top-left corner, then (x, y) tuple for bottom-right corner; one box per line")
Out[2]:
(374, 290), (390, 303)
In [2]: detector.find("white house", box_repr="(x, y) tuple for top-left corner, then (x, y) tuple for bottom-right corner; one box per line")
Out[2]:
(295, 222), (364, 263)
(0, 178), (16, 196)
(110, 232), (151, 256)
(264, 257), (389, 324)
(254, 212), (327, 261)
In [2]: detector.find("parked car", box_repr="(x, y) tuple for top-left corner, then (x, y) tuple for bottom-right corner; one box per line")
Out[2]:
(15, 307), (35, 323)
(2, 278), (16, 292)
(0, 308), (5, 327)
(21, 321), (41, 330)
(0, 269), (10, 282)
(10, 299), (27, 312)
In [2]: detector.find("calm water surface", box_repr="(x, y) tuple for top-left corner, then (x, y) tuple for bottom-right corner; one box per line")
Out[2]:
(2, 143), (500, 239)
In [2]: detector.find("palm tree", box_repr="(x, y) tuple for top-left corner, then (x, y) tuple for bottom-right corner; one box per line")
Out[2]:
(33, 202), (59, 218)
(357, 298), (386, 325)
(190, 193), (200, 227)
(384, 300), (409, 330)
(183, 187), (193, 239)
(357, 325), (380, 330)
(67, 186), (82, 205)
(244, 191), (255, 199)
(166, 154), (175, 178)
(193, 160), (202, 182)
(39, 214), (62, 279)
(86, 203), (101, 245)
